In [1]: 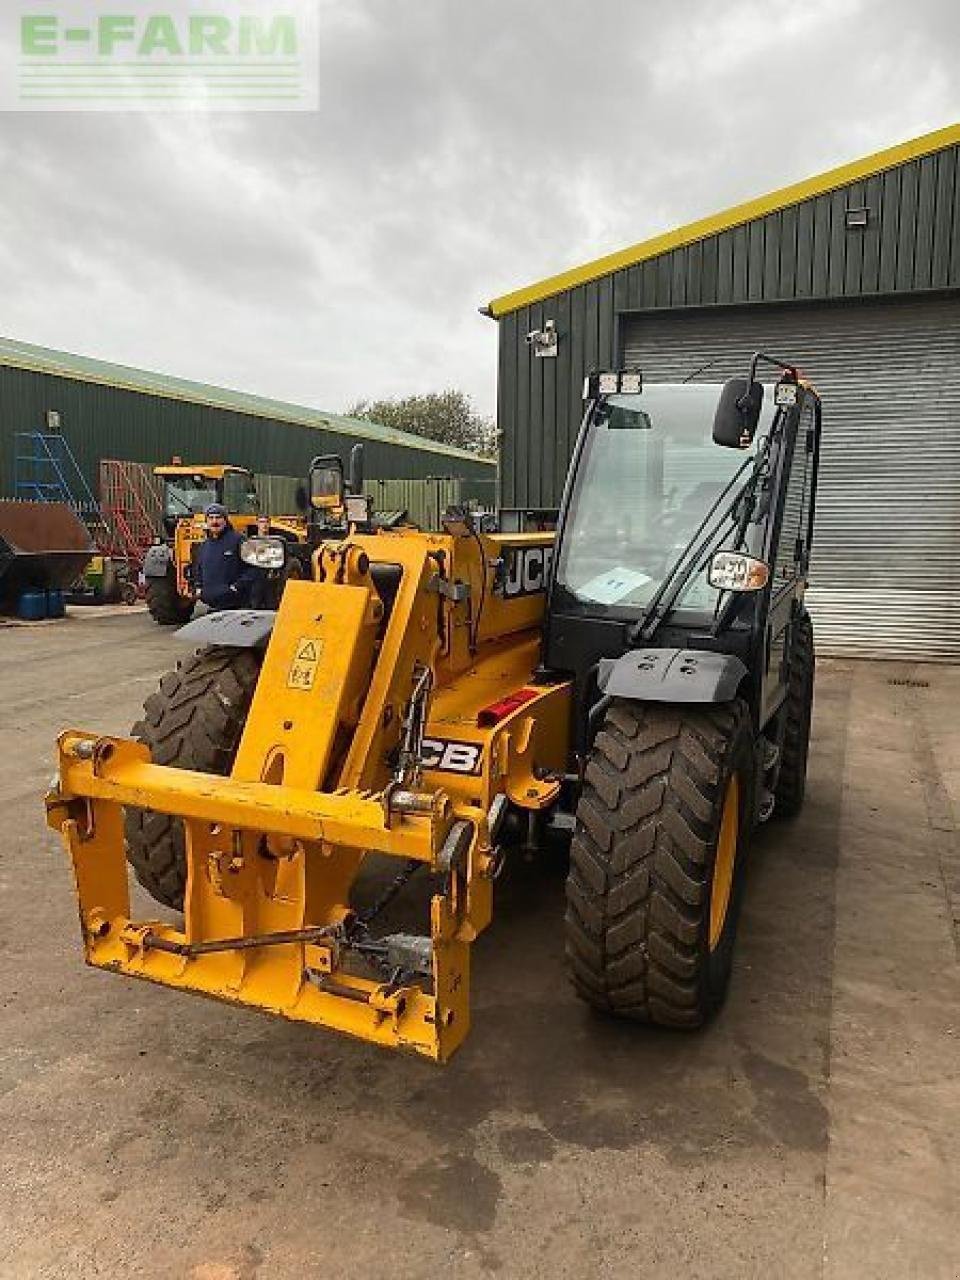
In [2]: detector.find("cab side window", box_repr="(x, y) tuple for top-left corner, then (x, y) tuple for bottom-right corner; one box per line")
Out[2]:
(223, 473), (259, 515)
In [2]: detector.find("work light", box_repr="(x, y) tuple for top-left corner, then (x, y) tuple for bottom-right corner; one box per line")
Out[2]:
(583, 369), (644, 399)
(708, 551), (770, 592)
(240, 537), (286, 570)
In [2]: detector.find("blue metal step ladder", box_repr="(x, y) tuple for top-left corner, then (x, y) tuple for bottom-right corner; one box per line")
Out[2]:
(14, 431), (107, 539)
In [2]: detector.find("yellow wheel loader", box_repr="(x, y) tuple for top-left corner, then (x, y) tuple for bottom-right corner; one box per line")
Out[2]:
(46, 356), (821, 1061)
(144, 463), (307, 625)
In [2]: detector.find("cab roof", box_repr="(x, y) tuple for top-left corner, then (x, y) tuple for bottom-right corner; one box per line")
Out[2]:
(154, 465), (251, 480)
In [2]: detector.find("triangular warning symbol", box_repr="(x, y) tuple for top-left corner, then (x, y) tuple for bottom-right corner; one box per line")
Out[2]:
(297, 640), (318, 661)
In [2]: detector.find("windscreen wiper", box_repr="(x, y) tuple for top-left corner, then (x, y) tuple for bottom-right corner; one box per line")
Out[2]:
(166, 490), (200, 518)
(629, 430), (776, 645)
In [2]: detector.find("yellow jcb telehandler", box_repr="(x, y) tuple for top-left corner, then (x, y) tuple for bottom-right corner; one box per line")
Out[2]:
(144, 463), (307, 625)
(46, 357), (821, 1061)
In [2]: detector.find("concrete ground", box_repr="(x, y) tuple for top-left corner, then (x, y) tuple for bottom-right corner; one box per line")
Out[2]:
(0, 609), (958, 1279)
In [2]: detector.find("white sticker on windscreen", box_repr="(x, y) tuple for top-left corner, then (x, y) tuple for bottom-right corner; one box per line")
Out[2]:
(578, 567), (653, 605)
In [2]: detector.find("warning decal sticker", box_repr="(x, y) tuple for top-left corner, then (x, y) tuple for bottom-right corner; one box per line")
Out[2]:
(287, 636), (323, 690)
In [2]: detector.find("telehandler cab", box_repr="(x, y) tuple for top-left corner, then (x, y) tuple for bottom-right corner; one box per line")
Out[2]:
(46, 355), (820, 1060)
(144, 463), (307, 625)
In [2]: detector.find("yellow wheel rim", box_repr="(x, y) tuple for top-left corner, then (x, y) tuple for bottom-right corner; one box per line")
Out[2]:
(709, 774), (740, 952)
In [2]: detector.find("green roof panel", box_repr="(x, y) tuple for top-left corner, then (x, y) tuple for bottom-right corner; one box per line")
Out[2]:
(0, 335), (495, 467)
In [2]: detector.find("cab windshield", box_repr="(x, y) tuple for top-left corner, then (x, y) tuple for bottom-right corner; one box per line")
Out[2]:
(222, 472), (259, 515)
(163, 476), (219, 518)
(554, 384), (773, 616)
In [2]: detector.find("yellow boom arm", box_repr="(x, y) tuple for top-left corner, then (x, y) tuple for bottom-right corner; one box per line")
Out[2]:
(46, 529), (568, 1060)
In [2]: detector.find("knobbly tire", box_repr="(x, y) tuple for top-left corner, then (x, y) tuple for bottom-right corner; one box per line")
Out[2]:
(124, 647), (262, 910)
(565, 697), (755, 1027)
(773, 612), (815, 818)
(145, 569), (194, 626)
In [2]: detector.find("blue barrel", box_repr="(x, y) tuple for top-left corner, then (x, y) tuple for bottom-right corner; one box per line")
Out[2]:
(46, 588), (66, 618)
(17, 590), (48, 620)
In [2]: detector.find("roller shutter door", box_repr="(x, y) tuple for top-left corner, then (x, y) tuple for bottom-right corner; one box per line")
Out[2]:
(620, 295), (960, 660)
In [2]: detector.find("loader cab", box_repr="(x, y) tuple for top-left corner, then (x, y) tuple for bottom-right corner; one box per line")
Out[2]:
(545, 371), (820, 751)
(551, 382), (772, 615)
(156, 465), (259, 535)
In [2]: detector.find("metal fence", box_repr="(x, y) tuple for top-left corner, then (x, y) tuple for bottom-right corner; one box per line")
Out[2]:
(363, 477), (455, 529)
(253, 472), (300, 516)
(255, 474), (492, 530)
(92, 463), (492, 536)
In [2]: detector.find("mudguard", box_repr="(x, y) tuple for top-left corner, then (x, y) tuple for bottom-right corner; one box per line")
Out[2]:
(143, 544), (172, 578)
(176, 609), (276, 648)
(597, 648), (747, 704)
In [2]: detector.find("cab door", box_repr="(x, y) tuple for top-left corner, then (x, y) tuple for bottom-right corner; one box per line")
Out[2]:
(760, 393), (817, 725)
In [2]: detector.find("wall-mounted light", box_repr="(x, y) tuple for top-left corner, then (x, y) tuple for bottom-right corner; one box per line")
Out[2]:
(845, 207), (870, 229)
(526, 318), (558, 358)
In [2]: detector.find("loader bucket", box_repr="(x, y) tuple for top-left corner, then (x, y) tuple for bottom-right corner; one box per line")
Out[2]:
(0, 501), (94, 609)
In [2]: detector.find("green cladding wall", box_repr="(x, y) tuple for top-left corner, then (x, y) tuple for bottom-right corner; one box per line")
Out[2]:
(0, 364), (495, 501)
(497, 141), (960, 508)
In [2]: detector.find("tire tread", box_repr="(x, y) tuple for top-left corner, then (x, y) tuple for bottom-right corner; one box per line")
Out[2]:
(565, 697), (751, 1025)
(774, 614), (815, 817)
(124, 647), (261, 909)
(146, 571), (194, 626)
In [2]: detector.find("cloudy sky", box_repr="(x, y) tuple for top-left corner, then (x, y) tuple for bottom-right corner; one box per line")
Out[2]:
(0, 0), (957, 420)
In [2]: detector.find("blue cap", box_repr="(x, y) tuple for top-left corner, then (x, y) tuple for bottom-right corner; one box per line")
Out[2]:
(205, 502), (228, 517)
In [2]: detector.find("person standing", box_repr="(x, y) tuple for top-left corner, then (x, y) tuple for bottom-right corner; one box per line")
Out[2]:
(248, 513), (276, 608)
(193, 503), (256, 609)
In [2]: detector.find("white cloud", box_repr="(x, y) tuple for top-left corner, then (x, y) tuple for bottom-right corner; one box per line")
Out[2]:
(0, 0), (957, 421)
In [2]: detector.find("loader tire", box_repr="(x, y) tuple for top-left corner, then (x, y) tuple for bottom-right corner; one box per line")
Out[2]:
(124, 647), (262, 910)
(146, 569), (194, 626)
(773, 612), (815, 819)
(565, 698), (754, 1028)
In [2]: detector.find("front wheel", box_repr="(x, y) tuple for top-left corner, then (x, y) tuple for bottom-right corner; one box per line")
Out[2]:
(145, 568), (194, 626)
(565, 698), (755, 1027)
(124, 647), (262, 909)
(773, 612), (815, 818)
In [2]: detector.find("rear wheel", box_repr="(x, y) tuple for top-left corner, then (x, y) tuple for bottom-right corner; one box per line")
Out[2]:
(124, 647), (261, 909)
(565, 698), (754, 1027)
(773, 612), (815, 818)
(145, 568), (194, 626)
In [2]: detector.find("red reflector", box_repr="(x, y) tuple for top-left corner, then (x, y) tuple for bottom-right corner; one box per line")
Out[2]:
(477, 688), (539, 728)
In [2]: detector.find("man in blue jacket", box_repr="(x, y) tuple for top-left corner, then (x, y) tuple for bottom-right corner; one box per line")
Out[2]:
(194, 503), (257, 609)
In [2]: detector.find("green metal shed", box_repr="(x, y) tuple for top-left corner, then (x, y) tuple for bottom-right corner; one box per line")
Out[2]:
(485, 123), (960, 659)
(0, 336), (496, 502)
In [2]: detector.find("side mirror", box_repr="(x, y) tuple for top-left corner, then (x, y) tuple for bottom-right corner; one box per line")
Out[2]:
(294, 483), (309, 513)
(713, 378), (763, 448)
(308, 455), (345, 511)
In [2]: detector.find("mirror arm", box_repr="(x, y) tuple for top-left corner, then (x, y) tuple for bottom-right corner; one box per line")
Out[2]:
(747, 351), (800, 386)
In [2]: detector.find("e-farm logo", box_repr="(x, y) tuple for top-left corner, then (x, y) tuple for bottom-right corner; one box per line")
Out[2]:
(2, 2), (319, 111)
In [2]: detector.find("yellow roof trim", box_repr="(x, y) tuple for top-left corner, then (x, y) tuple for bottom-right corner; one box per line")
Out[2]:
(486, 123), (960, 318)
(154, 465), (247, 479)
